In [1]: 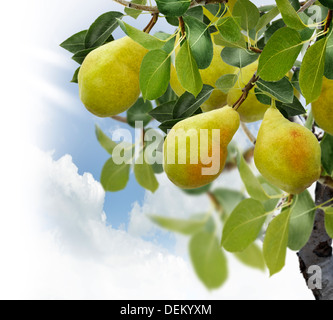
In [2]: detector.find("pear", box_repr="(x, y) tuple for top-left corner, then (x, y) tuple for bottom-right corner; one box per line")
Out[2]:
(78, 37), (148, 117)
(254, 107), (321, 194)
(311, 76), (333, 136)
(227, 61), (270, 123)
(163, 106), (240, 189)
(170, 44), (237, 112)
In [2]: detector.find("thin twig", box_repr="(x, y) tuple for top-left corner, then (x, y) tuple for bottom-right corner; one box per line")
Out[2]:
(111, 115), (128, 123)
(297, 0), (317, 13)
(240, 122), (256, 145)
(178, 16), (186, 38)
(143, 13), (159, 33)
(113, 0), (159, 12)
(112, 0), (228, 14)
(249, 47), (263, 54)
(324, 9), (333, 33)
(233, 73), (260, 111)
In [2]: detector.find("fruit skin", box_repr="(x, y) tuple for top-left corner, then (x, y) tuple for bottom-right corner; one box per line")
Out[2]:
(170, 44), (237, 112)
(78, 37), (148, 117)
(227, 61), (270, 123)
(311, 76), (333, 136)
(254, 107), (321, 194)
(163, 106), (240, 189)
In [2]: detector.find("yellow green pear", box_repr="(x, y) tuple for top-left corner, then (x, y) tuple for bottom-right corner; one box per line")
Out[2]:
(254, 107), (321, 194)
(311, 76), (333, 136)
(78, 37), (148, 117)
(163, 106), (240, 189)
(227, 61), (270, 122)
(170, 44), (237, 112)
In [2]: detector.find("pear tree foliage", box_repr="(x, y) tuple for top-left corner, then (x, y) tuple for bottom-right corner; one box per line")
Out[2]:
(61, 0), (333, 294)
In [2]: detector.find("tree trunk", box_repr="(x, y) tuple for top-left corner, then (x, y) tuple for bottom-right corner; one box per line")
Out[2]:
(298, 182), (333, 300)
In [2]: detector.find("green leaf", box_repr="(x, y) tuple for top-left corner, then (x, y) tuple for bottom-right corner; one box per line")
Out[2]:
(216, 16), (242, 43)
(258, 27), (303, 82)
(256, 77), (294, 103)
(263, 207), (292, 276)
(300, 37), (328, 104)
(182, 183), (212, 195)
(134, 152), (159, 193)
(234, 243), (266, 271)
(222, 199), (267, 252)
(212, 188), (245, 215)
(60, 30), (88, 54)
(264, 19), (286, 43)
(189, 231), (228, 289)
(275, 0), (307, 30)
(156, 84), (177, 105)
(95, 125), (118, 154)
(127, 98), (153, 128)
(288, 190), (316, 251)
(124, 0), (146, 19)
(156, 0), (191, 17)
(215, 74), (238, 94)
(72, 47), (97, 64)
(71, 67), (80, 83)
(183, 16), (214, 69)
(324, 207), (333, 238)
(140, 49), (171, 100)
(159, 118), (186, 134)
(101, 158), (130, 192)
(276, 95), (306, 117)
(237, 151), (270, 202)
(149, 214), (208, 235)
(221, 47), (259, 68)
(149, 101), (176, 123)
(175, 40), (203, 97)
(321, 134), (333, 176)
(85, 12), (123, 48)
(118, 20), (166, 50)
(213, 32), (247, 49)
(154, 32), (176, 54)
(255, 6), (280, 32)
(325, 29), (333, 79)
(173, 85), (214, 119)
(232, 0), (260, 31)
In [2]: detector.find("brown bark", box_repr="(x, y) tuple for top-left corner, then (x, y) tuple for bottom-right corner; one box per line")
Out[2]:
(298, 183), (333, 300)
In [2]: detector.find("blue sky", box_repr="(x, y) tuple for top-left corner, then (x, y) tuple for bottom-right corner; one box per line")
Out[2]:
(0, 0), (316, 299)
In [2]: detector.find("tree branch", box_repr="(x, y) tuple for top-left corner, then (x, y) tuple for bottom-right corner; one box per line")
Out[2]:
(143, 13), (159, 33)
(240, 122), (256, 145)
(113, 0), (159, 12)
(112, 0), (228, 14)
(297, 0), (317, 13)
(111, 115), (128, 123)
(298, 182), (333, 300)
(324, 9), (333, 33)
(233, 73), (260, 111)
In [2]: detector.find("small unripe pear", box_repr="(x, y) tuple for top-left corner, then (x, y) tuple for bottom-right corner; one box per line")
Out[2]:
(170, 44), (237, 112)
(163, 106), (240, 189)
(311, 76), (333, 136)
(254, 107), (321, 194)
(78, 37), (148, 117)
